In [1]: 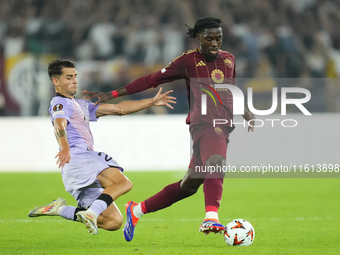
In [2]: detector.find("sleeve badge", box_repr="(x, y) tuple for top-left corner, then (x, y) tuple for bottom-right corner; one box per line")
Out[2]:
(53, 104), (63, 111)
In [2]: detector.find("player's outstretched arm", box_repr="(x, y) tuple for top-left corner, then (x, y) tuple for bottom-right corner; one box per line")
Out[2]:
(53, 118), (71, 167)
(152, 88), (176, 109)
(242, 109), (255, 132)
(83, 74), (159, 105)
(95, 88), (176, 117)
(83, 86), (128, 106)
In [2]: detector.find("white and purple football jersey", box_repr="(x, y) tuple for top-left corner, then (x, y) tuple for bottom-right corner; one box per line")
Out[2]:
(49, 94), (99, 151)
(49, 94), (123, 208)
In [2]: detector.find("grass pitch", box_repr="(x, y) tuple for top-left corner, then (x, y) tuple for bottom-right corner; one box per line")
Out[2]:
(0, 171), (339, 255)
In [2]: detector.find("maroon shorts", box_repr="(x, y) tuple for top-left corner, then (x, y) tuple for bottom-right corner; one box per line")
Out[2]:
(188, 125), (229, 169)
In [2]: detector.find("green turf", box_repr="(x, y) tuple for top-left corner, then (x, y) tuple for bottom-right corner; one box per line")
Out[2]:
(0, 171), (339, 255)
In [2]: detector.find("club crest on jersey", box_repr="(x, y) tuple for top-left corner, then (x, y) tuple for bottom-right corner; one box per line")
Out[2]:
(82, 113), (90, 122)
(215, 127), (222, 135)
(53, 104), (63, 111)
(211, 69), (224, 84)
(224, 58), (232, 68)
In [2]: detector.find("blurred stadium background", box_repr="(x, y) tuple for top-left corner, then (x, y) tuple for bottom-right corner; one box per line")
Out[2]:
(1, 0), (340, 116)
(0, 0), (339, 172)
(1, 3), (340, 254)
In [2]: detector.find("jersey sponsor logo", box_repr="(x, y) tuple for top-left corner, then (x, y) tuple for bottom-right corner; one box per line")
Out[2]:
(53, 104), (63, 111)
(52, 111), (65, 117)
(211, 69), (224, 84)
(224, 58), (232, 68)
(196, 61), (206, 67)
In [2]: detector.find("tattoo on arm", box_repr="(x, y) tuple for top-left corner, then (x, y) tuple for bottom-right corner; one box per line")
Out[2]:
(54, 129), (67, 140)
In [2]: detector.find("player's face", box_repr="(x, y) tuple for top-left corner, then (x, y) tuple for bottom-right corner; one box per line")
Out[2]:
(197, 27), (223, 61)
(53, 67), (78, 98)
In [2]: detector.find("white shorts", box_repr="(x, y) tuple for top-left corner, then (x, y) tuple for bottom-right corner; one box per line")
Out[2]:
(61, 149), (123, 208)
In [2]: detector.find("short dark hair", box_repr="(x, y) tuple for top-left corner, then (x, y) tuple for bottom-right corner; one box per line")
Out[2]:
(48, 58), (76, 80)
(186, 17), (222, 38)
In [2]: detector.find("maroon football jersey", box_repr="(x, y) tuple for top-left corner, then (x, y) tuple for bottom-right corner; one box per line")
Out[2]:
(129, 48), (236, 127)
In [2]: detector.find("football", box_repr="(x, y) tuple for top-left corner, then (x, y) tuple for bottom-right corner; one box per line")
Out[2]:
(224, 219), (255, 246)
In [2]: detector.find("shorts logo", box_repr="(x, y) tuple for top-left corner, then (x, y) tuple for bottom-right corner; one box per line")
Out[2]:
(215, 127), (222, 135)
(53, 104), (63, 111)
(211, 69), (224, 84)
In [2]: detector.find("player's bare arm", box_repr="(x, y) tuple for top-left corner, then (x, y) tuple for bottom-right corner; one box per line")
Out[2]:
(242, 109), (255, 132)
(95, 88), (176, 117)
(53, 118), (71, 168)
(83, 86), (128, 106)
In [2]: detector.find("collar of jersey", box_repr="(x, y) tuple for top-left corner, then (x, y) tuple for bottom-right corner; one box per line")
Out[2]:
(56, 93), (75, 99)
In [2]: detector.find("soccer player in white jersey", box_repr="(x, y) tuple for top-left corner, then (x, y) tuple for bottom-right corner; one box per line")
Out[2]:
(28, 58), (176, 235)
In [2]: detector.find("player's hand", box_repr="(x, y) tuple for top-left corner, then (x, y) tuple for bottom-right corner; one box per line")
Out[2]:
(82, 90), (113, 106)
(152, 87), (177, 109)
(242, 110), (255, 132)
(55, 149), (71, 168)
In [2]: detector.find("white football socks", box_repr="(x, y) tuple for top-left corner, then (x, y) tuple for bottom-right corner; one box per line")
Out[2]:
(205, 211), (219, 220)
(57, 205), (65, 215)
(87, 200), (108, 217)
(133, 203), (144, 218)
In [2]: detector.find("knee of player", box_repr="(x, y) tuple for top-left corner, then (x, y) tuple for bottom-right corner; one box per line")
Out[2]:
(121, 178), (133, 193)
(106, 217), (123, 231)
(205, 154), (225, 166)
(184, 187), (199, 197)
(180, 185), (200, 197)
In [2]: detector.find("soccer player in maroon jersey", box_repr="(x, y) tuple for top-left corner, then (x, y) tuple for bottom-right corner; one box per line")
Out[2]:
(83, 17), (255, 241)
